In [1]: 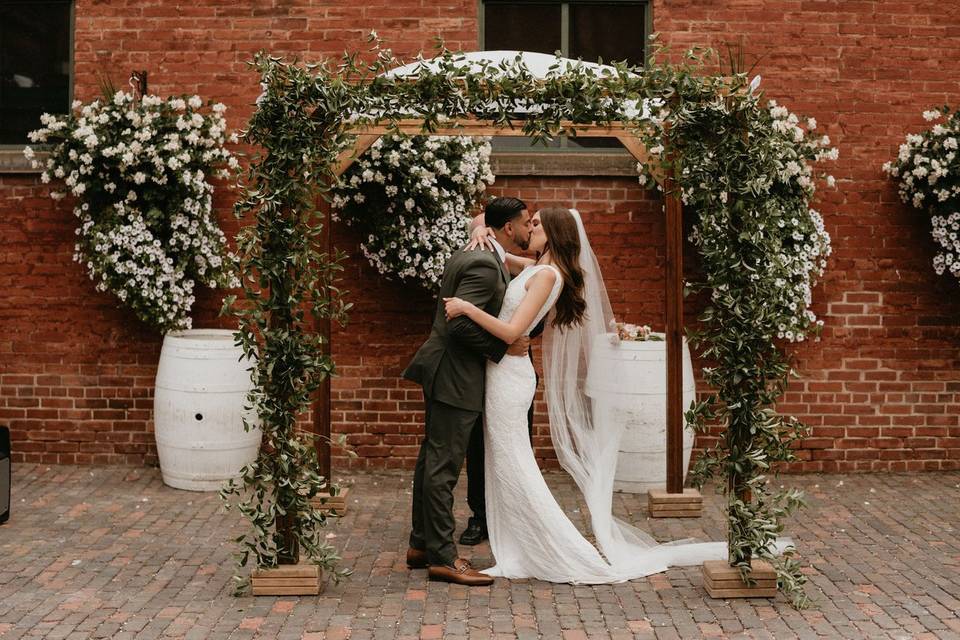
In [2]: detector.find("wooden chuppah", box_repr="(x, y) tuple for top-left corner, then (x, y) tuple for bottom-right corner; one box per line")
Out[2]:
(315, 118), (702, 517)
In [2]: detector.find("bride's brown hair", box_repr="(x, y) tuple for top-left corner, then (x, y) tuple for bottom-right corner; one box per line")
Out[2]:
(539, 208), (587, 329)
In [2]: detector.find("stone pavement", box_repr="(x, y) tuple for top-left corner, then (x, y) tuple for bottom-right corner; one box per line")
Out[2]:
(1, 465), (959, 640)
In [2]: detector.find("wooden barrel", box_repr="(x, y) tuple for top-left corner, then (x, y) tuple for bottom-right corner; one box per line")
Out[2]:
(153, 329), (260, 491)
(586, 333), (696, 493)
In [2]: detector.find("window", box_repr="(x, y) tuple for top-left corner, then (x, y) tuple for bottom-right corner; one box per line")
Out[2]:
(0, 0), (73, 147)
(481, 1), (649, 153)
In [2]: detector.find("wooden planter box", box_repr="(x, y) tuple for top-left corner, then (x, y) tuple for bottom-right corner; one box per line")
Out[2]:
(310, 486), (350, 515)
(647, 488), (703, 518)
(702, 559), (777, 598)
(251, 562), (322, 596)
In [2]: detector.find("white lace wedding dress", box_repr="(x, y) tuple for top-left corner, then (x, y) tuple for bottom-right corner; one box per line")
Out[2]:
(483, 264), (728, 584)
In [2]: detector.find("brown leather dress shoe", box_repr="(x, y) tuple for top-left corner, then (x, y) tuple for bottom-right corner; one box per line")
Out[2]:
(427, 558), (494, 586)
(406, 547), (428, 569)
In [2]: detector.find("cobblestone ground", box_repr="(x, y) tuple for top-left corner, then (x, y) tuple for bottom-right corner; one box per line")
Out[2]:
(1, 465), (959, 639)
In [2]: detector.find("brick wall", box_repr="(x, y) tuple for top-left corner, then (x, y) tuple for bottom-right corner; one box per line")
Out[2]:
(2, 0), (959, 472)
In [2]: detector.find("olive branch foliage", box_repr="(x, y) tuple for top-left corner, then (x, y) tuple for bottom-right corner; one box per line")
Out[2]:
(221, 35), (834, 606)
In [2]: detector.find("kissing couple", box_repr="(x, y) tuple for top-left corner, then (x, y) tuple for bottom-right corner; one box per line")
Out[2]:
(403, 197), (727, 586)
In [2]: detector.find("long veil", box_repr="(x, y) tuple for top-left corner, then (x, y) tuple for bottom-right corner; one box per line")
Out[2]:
(542, 209), (728, 574)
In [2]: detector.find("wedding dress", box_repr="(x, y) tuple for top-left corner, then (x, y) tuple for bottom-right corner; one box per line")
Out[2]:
(482, 213), (735, 584)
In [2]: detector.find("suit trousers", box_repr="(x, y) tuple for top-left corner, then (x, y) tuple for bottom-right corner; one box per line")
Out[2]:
(409, 396), (479, 566)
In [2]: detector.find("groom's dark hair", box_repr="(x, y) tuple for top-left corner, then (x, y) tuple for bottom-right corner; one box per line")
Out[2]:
(484, 197), (527, 229)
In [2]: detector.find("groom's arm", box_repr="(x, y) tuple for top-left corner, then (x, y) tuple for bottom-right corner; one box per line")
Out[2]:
(446, 259), (510, 363)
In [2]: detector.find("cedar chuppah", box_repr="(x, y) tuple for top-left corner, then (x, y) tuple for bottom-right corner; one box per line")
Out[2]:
(228, 43), (833, 606)
(319, 52), (696, 511)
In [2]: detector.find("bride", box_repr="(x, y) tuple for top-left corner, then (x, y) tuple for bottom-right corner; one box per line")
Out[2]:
(444, 207), (727, 583)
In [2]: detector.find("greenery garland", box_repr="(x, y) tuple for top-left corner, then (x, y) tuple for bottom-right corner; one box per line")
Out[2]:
(24, 91), (238, 332)
(229, 38), (834, 605)
(636, 53), (836, 608)
(219, 55), (354, 589)
(883, 107), (960, 284)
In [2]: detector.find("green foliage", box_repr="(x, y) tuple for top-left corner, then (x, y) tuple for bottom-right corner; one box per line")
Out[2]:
(226, 36), (836, 606)
(643, 48), (836, 608)
(219, 53), (354, 590)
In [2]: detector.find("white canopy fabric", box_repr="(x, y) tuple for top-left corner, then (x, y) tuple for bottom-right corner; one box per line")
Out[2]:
(381, 50), (651, 120)
(386, 50), (630, 80)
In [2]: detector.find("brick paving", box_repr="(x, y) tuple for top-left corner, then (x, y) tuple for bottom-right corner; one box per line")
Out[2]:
(1, 465), (959, 639)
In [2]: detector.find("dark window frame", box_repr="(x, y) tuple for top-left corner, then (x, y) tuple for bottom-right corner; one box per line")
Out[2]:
(479, 0), (651, 165)
(0, 0), (75, 173)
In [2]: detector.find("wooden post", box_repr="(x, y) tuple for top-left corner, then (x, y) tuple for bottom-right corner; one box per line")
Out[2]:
(314, 196), (333, 483)
(648, 133), (702, 518)
(664, 180), (684, 496)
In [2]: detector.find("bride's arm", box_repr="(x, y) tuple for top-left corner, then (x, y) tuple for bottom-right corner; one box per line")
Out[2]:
(504, 253), (535, 276)
(444, 269), (556, 344)
(465, 223), (536, 275)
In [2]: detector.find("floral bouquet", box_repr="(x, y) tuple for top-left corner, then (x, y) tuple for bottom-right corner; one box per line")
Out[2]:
(609, 321), (663, 343)
(24, 91), (239, 332)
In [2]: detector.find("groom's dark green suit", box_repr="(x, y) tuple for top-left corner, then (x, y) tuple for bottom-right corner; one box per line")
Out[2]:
(403, 247), (509, 566)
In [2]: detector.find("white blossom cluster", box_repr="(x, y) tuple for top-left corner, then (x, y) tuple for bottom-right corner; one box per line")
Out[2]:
(24, 91), (240, 332)
(331, 135), (494, 289)
(640, 96), (837, 343)
(882, 107), (960, 283)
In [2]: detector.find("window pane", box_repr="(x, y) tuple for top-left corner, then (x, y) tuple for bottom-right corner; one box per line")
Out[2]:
(484, 3), (562, 56)
(570, 3), (645, 67)
(0, 1), (72, 145)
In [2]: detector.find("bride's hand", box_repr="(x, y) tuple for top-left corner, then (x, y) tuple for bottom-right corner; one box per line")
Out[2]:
(465, 224), (494, 251)
(443, 296), (476, 320)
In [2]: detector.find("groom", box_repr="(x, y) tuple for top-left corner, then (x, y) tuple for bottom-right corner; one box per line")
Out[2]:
(403, 197), (532, 586)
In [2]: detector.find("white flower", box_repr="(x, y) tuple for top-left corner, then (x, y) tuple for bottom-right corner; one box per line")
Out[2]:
(923, 110), (941, 122)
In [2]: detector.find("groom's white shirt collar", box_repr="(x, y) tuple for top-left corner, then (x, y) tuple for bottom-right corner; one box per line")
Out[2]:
(488, 237), (507, 264)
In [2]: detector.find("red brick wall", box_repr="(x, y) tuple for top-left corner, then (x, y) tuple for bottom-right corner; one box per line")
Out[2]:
(2, 0), (959, 472)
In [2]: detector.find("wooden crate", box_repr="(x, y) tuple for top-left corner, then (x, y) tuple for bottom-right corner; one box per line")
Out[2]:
(647, 488), (703, 518)
(251, 563), (322, 596)
(310, 486), (350, 515)
(702, 559), (777, 598)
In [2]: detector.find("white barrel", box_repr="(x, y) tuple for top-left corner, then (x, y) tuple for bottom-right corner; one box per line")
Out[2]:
(154, 329), (261, 491)
(586, 333), (696, 493)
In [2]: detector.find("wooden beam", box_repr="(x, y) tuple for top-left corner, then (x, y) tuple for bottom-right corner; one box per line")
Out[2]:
(614, 133), (664, 185)
(347, 118), (645, 139)
(333, 134), (381, 178)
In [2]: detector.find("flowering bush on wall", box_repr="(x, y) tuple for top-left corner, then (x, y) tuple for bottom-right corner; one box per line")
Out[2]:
(331, 135), (494, 289)
(24, 91), (239, 332)
(882, 107), (960, 283)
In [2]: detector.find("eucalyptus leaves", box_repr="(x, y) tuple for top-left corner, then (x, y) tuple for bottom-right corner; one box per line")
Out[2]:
(646, 63), (837, 607)
(883, 107), (960, 284)
(24, 92), (238, 332)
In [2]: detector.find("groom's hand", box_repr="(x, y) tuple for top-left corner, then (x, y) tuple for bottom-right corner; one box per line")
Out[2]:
(506, 336), (530, 356)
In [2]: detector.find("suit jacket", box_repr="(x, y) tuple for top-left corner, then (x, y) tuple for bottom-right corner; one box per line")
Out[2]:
(402, 248), (510, 412)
